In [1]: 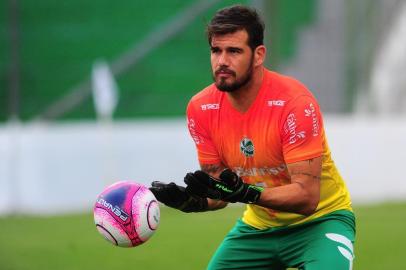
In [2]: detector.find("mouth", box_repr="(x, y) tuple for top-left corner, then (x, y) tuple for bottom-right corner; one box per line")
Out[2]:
(215, 69), (235, 78)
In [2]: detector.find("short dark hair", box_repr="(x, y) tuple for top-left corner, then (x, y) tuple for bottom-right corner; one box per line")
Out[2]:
(207, 5), (265, 50)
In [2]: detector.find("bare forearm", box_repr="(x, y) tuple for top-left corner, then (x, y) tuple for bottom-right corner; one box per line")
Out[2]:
(256, 182), (318, 215)
(200, 163), (226, 178)
(257, 157), (322, 216)
(197, 160), (320, 215)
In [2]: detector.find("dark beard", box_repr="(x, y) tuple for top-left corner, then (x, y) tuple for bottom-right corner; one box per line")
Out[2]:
(213, 57), (254, 93)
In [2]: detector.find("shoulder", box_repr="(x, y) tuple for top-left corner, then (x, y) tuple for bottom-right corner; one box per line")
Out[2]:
(268, 70), (316, 102)
(189, 83), (220, 105)
(263, 71), (320, 114)
(187, 84), (222, 114)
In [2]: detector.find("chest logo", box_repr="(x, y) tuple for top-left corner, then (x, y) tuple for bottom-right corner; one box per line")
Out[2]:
(240, 138), (254, 157)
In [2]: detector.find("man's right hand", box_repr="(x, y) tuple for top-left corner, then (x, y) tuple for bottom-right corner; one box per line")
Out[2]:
(149, 181), (208, 213)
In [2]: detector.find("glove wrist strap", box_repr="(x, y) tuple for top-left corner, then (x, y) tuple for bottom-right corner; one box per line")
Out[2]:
(241, 185), (263, 204)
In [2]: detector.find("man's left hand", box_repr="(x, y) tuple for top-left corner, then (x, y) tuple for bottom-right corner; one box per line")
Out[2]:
(184, 169), (263, 204)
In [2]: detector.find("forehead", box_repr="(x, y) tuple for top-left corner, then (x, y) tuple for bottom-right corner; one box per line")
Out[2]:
(210, 29), (249, 48)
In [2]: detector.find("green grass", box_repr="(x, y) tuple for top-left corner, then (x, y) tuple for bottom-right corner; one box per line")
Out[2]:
(0, 202), (405, 269)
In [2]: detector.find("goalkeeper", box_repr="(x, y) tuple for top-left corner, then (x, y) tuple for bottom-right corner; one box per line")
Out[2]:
(150, 5), (355, 270)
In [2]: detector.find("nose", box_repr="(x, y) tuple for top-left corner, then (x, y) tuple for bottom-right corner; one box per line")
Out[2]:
(217, 51), (229, 67)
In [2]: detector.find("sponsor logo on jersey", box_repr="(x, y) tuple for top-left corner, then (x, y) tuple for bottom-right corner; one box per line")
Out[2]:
(304, 103), (319, 137)
(187, 118), (203, 145)
(284, 113), (306, 144)
(240, 137), (254, 157)
(201, 103), (220, 110)
(267, 100), (286, 107)
(233, 164), (287, 177)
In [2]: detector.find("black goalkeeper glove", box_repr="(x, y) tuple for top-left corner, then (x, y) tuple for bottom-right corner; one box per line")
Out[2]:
(149, 181), (208, 213)
(184, 169), (263, 204)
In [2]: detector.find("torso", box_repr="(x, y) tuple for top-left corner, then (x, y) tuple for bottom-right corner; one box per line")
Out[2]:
(187, 69), (352, 229)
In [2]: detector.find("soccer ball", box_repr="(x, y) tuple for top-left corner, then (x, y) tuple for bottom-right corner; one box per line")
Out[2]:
(93, 181), (160, 247)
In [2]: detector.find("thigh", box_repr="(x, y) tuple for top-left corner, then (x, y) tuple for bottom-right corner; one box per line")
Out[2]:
(207, 219), (284, 270)
(285, 212), (356, 270)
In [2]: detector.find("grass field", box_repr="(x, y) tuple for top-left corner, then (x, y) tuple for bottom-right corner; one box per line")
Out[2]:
(0, 202), (405, 269)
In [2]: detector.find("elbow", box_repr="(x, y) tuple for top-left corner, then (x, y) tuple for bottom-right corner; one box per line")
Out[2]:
(299, 204), (318, 216)
(297, 185), (320, 216)
(298, 198), (319, 216)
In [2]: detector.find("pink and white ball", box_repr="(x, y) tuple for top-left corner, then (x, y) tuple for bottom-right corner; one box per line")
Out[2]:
(93, 181), (160, 247)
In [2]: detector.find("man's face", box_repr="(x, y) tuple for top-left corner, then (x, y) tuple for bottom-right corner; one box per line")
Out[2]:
(210, 30), (254, 92)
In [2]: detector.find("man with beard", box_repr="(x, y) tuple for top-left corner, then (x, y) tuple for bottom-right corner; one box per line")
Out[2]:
(150, 5), (355, 270)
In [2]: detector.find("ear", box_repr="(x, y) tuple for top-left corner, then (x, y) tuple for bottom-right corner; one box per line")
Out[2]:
(253, 45), (266, 67)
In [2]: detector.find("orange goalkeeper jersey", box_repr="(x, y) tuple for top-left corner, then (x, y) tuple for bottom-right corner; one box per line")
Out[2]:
(186, 69), (352, 229)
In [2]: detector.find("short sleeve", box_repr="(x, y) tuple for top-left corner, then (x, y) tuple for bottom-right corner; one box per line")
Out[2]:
(280, 95), (323, 163)
(186, 101), (221, 164)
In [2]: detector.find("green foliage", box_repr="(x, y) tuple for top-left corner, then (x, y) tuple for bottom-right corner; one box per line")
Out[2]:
(1, 0), (318, 121)
(0, 202), (405, 269)
(1, 0), (248, 121)
(268, 0), (317, 65)
(0, 1), (9, 119)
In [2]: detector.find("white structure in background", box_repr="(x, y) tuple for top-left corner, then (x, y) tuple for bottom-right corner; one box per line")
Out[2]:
(282, 0), (346, 113)
(91, 60), (119, 120)
(91, 60), (120, 186)
(2, 120), (22, 214)
(0, 117), (406, 215)
(366, 1), (406, 114)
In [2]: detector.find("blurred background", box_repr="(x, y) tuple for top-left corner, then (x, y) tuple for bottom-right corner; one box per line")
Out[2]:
(1, 0), (406, 269)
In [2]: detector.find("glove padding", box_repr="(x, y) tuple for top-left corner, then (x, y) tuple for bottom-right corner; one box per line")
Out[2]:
(184, 169), (263, 204)
(149, 181), (208, 213)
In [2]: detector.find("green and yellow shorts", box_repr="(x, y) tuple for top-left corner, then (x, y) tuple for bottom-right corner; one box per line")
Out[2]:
(208, 210), (355, 270)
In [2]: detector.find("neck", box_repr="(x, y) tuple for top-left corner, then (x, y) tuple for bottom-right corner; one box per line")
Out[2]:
(226, 67), (264, 113)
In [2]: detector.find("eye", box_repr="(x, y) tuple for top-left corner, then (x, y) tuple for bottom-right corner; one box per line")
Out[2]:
(211, 47), (220, 54)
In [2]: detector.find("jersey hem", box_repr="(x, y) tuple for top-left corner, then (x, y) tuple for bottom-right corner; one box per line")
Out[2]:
(242, 209), (354, 231)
